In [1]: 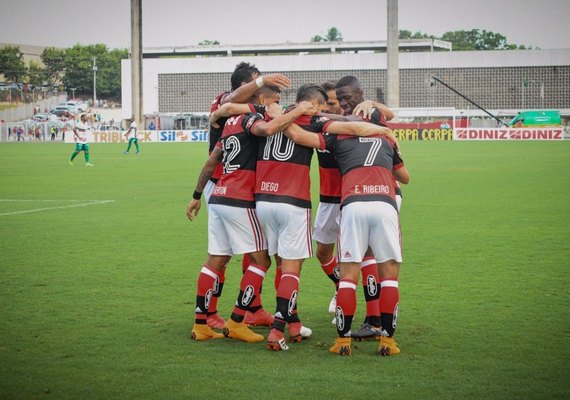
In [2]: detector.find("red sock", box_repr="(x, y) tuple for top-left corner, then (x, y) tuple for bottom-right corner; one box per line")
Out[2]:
(195, 265), (218, 324)
(360, 257), (380, 325)
(273, 272), (299, 332)
(274, 265), (282, 291)
(379, 278), (399, 337)
(207, 266), (225, 317)
(321, 256), (339, 289)
(231, 264), (269, 320)
(336, 279), (357, 337)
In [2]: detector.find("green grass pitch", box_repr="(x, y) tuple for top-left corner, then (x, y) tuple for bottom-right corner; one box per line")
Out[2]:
(0, 141), (569, 399)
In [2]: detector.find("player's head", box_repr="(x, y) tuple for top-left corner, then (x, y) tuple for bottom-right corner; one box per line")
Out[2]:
(296, 84), (328, 112)
(335, 75), (364, 115)
(80, 113), (88, 122)
(252, 85), (281, 106)
(322, 80), (342, 115)
(230, 62), (261, 91)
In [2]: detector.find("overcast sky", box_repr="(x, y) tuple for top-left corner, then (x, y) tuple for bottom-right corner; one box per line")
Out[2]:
(1, 0), (569, 50)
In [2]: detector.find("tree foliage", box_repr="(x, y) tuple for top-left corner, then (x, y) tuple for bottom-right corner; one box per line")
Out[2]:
(41, 47), (66, 85)
(0, 46), (26, 82)
(310, 27), (343, 42)
(62, 44), (127, 99)
(400, 28), (531, 50)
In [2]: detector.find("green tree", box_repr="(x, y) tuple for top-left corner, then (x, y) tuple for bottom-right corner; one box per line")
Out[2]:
(26, 60), (45, 87)
(63, 44), (127, 100)
(310, 27), (343, 42)
(441, 29), (513, 50)
(41, 47), (66, 85)
(0, 46), (27, 82)
(399, 30), (433, 40)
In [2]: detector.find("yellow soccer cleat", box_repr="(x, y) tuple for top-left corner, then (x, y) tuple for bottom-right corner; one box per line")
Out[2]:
(378, 336), (400, 356)
(223, 319), (264, 343)
(329, 337), (352, 356)
(191, 324), (224, 341)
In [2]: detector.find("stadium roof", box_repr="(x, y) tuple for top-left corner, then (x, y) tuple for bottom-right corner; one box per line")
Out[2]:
(142, 39), (452, 58)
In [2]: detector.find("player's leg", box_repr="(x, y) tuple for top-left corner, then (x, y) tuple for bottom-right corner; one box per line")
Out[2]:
(352, 251), (381, 340)
(83, 145), (93, 166)
(369, 201), (402, 356)
(124, 138), (132, 154)
(243, 251), (274, 327)
(218, 206), (268, 343)
(191, 254), (229, 341)
(70, 143), (81, 164)
(134, 138), (140, 153)
(330, 261), (360, 356)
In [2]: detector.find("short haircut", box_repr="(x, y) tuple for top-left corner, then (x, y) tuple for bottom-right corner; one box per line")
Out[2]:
(322, 80), (337, 92)
(230, 62), (261, 91)
(335, 75), (361, 90)
(296, 84), (328, 103)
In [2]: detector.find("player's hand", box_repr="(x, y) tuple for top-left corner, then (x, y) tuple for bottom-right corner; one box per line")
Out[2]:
(266, 103), (283, 119)
(210, 111), (220, 129)
(261, 74), (292, 90)
(186, 199), (201, 221)
(352, 100), (376, 120)
(297, 101), (318, 116)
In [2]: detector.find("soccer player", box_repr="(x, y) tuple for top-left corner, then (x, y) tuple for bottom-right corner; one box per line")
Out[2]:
(335, 76), (404, 341)
(123, 117), (140, 154)
(282, 112), (409, 356)
(69, 114), (94, 167)
(201, 63), (292, 330)
(261, 84), (394, 351)
(187, 87), (317, 343)
(314, 80), (343, 317)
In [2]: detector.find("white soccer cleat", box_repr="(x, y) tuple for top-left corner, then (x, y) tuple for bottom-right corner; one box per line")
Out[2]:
(328, 292), (337, 313)
(300, 325), (312, 338)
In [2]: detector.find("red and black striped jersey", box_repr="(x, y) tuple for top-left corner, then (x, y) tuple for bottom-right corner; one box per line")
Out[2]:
(255, 114), (331, 209)
(209, 104), (266, 208)
(208, 91), (231, 182)
(323, 133), (404, 210)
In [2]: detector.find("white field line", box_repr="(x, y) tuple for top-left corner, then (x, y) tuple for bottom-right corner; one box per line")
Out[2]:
(0, 200), (115, 216)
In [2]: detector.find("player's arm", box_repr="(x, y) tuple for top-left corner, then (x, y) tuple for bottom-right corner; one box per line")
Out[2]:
(124, 127), (132, 138)
(326, 120), (395, 139)
(186, 147), (223, 221)
(210, 103), (253, 128)
(393, 165), (410, 184)
(251, 101), (317, 137)
(353, 100), (395, 121)
(221, 73), (292, 105)
(283, 124), (322, 149)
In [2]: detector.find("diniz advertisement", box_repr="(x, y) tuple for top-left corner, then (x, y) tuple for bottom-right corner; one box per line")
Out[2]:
(64, 130), (209, 143)
(454, 128), (564, 141)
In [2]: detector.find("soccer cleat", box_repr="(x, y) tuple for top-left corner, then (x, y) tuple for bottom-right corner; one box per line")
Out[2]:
(378, 336), (400, 356)
(85, 163), (94, 167)
(123, 151), (129, 154)
(267, 329), (289, 351)
(329, 337), (352, 356)
(244, 308), (274, 327)
(223, 319), (264, 343)
(328, 292), (337, 313)
(300, 325), (312, 338)
(68, 161), (73, 166)
(287, 323), (312, 342)
(191, 324), (224, 341)
(351, 322), (382, 341)
(207, 313), (226, 330)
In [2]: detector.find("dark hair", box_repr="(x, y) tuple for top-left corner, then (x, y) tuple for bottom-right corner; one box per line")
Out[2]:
(335, 75), (360, 90)
(322, 80), (337, 92)
(230, 62), (261, 91)
(296, 84), (328, 103)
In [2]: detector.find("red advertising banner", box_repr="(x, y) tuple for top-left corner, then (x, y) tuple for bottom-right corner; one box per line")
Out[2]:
(454, 128), (564, 141)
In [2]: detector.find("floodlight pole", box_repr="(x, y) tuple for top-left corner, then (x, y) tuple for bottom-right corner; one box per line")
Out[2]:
(93, 57), (97, 107)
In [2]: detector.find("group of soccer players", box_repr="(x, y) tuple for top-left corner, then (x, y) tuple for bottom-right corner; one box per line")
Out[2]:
(186, 62), (409, 356)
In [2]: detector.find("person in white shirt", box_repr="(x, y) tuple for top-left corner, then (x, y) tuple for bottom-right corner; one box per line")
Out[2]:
(69, 114), (94, 167)
(123, 118), (140, 154)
